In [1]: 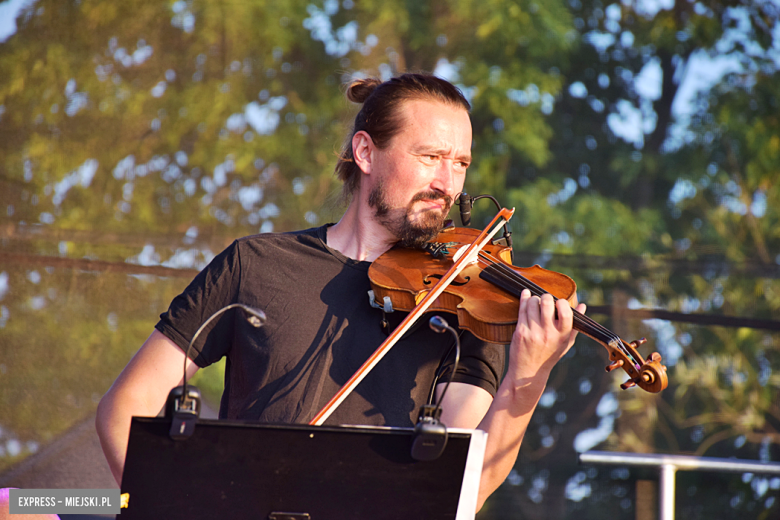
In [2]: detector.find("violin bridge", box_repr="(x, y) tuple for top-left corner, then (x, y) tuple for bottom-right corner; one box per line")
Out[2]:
(451, 245), (479, 265)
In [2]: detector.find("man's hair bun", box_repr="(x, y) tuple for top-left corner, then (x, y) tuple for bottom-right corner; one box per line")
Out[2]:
(346, 78), (382, 104)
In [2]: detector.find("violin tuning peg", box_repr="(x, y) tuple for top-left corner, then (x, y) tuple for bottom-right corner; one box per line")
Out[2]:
(630, 338), (647, 348)
(605, 360), (624, 373)
(649, 352), (662, 362)
(620, 379), (637, 390)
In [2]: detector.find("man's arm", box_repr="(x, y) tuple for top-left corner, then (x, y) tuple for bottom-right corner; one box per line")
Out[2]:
(95, 330), (199, 485)
(438, 289), (585, 511)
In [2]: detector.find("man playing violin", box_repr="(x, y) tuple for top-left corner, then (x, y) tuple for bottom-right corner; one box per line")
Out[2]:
(96, 73), (586, 511)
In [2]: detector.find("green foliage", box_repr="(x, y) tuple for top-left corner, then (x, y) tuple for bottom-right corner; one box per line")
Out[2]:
(1, 0), (779, 517)
(0, 265), (188, 474)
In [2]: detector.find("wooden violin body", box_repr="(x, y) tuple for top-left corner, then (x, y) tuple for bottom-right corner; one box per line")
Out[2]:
(368, 226), (668, 394)
(369, 227), (576, 344)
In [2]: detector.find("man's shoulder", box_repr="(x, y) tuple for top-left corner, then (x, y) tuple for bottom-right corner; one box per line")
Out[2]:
(236, 225), (327, 245)
(231, 225), (332, 258)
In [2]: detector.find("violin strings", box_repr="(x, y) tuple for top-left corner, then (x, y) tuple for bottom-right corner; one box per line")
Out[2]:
(476, 251), (642, 369)
(482, 253), (642, 369)
(478, 254), (641, 369)
(474, 252), (610, 338)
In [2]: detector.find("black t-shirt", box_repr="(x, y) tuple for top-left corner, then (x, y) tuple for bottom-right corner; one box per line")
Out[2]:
(156, 225), (505, 427)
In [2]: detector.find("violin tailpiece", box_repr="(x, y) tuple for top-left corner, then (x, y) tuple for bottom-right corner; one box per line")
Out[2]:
(422, 241), (458, 259)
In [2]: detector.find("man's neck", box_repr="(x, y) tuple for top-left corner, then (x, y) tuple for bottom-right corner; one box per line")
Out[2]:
(326, 202), (397, 262)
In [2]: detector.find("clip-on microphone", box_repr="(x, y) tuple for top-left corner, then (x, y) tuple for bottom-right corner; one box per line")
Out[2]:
(166, 303), (266, 440)
(456, 191), (513, 263)
(458, 192), (473, 227)
(411, 316), (461, 461)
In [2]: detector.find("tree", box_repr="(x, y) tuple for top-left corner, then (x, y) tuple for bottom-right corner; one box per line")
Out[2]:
(1, 1), (778, 517)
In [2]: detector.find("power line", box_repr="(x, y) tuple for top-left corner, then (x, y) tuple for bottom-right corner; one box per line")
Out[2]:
(512, 251), (780, 279)
(587, 305), (780, 331)
(0, 252), (198, 278)
(5, 224), (779, 278)
(2, 251), (779, 331)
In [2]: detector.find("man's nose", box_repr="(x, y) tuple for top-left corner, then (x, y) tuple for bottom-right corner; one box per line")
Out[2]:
(430, 160), (458, 197)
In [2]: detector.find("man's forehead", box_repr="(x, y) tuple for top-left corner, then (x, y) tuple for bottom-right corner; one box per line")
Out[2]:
(395, 98), (472, 141)
(398, 98), (471, 120)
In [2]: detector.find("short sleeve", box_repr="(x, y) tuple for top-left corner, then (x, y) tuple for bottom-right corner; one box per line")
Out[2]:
(155, 240), (241, 368)
(439, 331), (505, 397)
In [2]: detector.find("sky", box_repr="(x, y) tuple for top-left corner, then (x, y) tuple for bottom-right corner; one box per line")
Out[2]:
(0, 0), (36, 43)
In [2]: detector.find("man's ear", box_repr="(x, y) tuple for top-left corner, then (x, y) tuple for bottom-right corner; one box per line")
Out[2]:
(352, 130), (374, 175)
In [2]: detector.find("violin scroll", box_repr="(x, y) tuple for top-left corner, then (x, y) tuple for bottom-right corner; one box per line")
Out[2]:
(637, 352), (668, 393)
(605, 338), (668, 393)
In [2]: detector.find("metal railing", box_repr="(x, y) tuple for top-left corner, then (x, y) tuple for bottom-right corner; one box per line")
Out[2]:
(579, 451), (780, 520)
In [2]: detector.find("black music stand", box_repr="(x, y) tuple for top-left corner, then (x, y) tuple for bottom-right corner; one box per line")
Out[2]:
(119, 417), (485, 519)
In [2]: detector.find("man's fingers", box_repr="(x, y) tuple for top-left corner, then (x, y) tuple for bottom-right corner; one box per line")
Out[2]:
(527, 294), (542, 324)
(554, 297), (573, 332)
(517, 289), (531, 322)
(518, 289), (542, 323)
(540, 293), (556, 323)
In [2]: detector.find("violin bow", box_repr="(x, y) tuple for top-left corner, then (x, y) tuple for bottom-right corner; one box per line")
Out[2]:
(309, 207), (516, 426)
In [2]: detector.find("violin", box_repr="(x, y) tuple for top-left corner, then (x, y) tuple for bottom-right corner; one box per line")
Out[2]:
(368, 225), (668, 394)
(310, 209), (666, 426)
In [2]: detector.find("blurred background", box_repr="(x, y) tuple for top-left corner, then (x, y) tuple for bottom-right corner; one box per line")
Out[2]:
(0, 0), (778, 518)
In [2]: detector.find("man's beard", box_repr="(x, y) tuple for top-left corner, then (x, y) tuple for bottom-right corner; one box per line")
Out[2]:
(368, 182), (453, 248)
